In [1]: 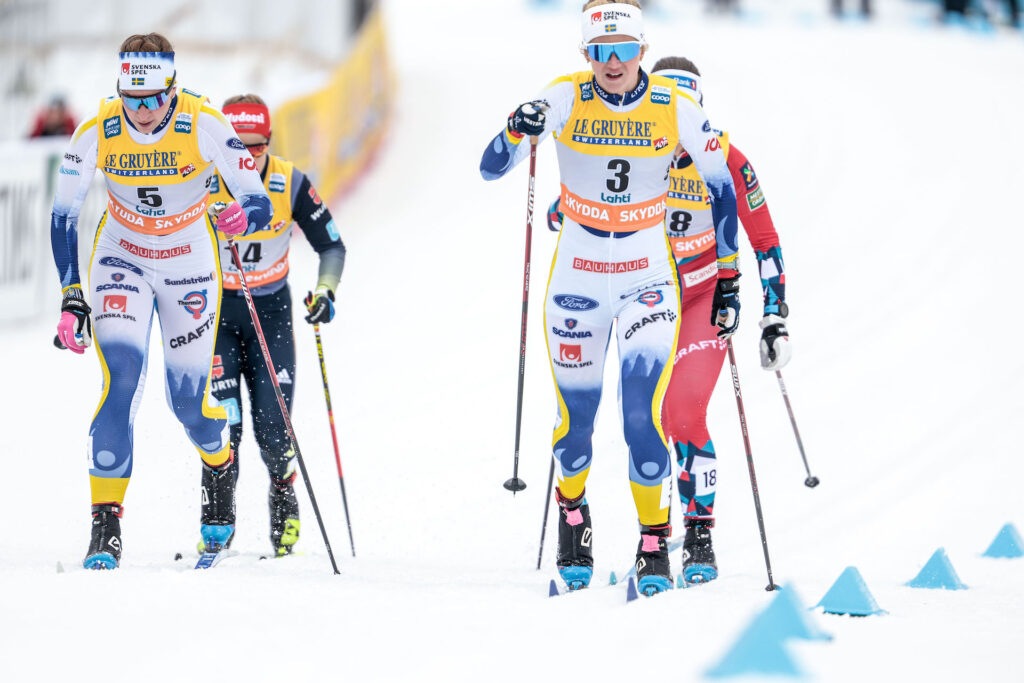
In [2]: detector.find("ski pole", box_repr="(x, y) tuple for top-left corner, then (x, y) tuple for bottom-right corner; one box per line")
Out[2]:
(503, 135), (539, 495)
(536, 456), (556, 569)
(775, 370), (819, 488)
(312, 323), (356, 557)
(227, 237), (340, 575)
(725, 338), (776, 591)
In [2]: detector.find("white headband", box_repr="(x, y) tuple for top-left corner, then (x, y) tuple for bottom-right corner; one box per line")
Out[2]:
(118, 52), (175, 91)
(657, 68), (702, 104)
(581, 3), (645, 44)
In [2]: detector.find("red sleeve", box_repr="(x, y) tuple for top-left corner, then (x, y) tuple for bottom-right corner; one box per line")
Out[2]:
(727, 143), (781, 254)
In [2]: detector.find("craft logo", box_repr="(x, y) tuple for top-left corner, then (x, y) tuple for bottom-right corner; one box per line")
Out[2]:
(554, 294), (599, 312)
(560, 344), (582, 362)
(103, 295), (127, 313)
(111, 273), (125, 282)
(121, 62), (130, 75)
(623, 310), (676, 340)
(212, 355), (224, 379)
(637, 290), (664, 308)
(178, 290), (208, 320)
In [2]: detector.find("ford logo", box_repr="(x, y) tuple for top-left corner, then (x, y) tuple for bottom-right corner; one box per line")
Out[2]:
(553, 294), (599, 311)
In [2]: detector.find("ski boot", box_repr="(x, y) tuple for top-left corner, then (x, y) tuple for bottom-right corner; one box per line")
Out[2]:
(681, 517), (718, 584)
(556, 487), (594, 591)
(635, 522), (673, 596)
(199, 456), (236, 553)
(83, 503), (123, 569)
(269, 473), (300, 556)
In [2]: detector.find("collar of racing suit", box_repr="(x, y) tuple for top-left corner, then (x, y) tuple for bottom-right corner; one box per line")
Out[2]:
(591, 69), (649, 109)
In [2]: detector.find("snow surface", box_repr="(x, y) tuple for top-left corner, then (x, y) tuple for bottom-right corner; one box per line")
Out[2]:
(2, 0), (1023, 680)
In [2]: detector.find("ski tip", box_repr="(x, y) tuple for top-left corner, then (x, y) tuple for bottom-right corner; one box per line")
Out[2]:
(503, 477), (528, 493)
(609, 571), (618, 586)
(805, 476), (821, 488)
(173, 552), (183, 561)
(548, 579), (559, 597)
(56, 561), (65, 574)
(626, 577), (638, 602)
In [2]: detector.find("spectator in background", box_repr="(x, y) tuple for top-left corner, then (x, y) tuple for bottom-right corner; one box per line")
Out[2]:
(28, 95), (77, 138)
(832, 0), (871, 19)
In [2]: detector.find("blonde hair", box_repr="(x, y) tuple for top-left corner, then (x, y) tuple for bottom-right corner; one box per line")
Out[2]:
(222, 93), (267, 108)
(119, 33), (173, 52)
(583, 0), (642, 9)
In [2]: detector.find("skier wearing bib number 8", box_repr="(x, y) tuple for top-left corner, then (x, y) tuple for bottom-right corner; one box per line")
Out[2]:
(481, 1), (739, 596)
(199, 94), (346, 557)
(50, 33), (272, 569)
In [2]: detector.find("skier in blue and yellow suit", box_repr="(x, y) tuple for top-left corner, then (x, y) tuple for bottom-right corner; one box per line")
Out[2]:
(480, 1), (739, 595)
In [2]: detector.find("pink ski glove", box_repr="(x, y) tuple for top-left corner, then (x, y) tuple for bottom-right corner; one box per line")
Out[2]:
(215, 201), (248, 236)
(56, 287), (92, 354)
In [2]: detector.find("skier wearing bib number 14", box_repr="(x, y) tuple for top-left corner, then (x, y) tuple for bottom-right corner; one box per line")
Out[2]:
(480, 0), (739, 595)
(198, 94), (346, 557)
(50, 33), (271, 569)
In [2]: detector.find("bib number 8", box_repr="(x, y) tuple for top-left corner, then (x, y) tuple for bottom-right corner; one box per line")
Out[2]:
(668, 210), (692, 232)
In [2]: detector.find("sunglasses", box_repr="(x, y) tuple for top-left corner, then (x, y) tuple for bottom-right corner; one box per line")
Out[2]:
(586, 41), (642, 63)
(119, 83), (174, 111)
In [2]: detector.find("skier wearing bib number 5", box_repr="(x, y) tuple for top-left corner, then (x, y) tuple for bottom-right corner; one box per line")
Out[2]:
(198, 94), (346, 557)
(480, 1), (739, 595)
(50, 33), (272, 569)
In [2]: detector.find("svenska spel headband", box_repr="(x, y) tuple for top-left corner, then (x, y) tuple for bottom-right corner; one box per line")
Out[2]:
(581, 3), (645, 44)
(586, 42), (642, 63)
(118, 51), (175, 91)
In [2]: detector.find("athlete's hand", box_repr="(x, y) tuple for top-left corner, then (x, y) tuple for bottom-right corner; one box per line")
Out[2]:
(711, 271), (741, 339)
(304, 287), (335, 325)
(507, 101), (547, 138)
(56, 286), (92, 354)
(759, 312), (791, 370)
(547, 197), (563, 232)
(215, 201), (247, 236)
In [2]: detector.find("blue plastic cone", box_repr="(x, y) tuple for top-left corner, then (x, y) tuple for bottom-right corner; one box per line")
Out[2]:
(704, 619), (805, 678)
(609, 571), (618, 586)
(626, 576), (638, 602)
(749, 585), (831, 642)
(906, 548), (967, 590)
(814, 566), (887, 616)
(548, 579), (559, 597)
(983, 523), (1024, 559)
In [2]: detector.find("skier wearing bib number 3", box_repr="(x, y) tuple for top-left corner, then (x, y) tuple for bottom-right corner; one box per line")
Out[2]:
(50, 33), (272, 569)
(199, 94), (346, 557)
(480, 1), (739, 595)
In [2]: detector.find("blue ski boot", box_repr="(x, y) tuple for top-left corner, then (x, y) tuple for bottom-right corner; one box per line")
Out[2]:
(556, 487), (593, 591)
(635, 523), (673, 596)
(682, 518), (718, 584)
(199, 457), (236, 552)
(83, 503), (123, 569)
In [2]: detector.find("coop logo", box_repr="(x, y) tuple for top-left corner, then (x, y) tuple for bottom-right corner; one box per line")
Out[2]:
(178, 290), (208, 320)
(103, 295), (127, 313)
(637, 290), (664, 308)
(580, 81), (594, 102)
(553, 294), (599, 312)
(650, 85), (672, 105)
(103, 115), (121, 139)
(175, 113), (193, 134)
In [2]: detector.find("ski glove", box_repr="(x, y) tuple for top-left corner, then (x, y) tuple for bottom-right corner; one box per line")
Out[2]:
(56, 286), (92, 354)
(214, 201), (248, 236)
(759, 312), (792, 370)
(304, 287), (335, 325)
(507, 101), (547, 138)
(547, 196), (563, 232)
(711, 271), (741, 338)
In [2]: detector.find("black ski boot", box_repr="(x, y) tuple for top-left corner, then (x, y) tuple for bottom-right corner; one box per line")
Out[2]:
(681, 517), (718, 584)
(200, 456), (236, 552)
(556, 487), (594, 590)
(269, 473), (300, 556)
(635, 522), (673, 596)
(84, 503), (123, 569)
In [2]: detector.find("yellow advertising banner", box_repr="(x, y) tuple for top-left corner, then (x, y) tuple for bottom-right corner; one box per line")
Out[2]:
(273, 8), (392, 202)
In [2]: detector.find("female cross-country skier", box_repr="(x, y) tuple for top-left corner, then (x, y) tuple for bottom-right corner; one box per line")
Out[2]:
(197, 94), (345, 557)
(480, 1), (740, 595)
(51, 33), (272, 569)
(548, 55), (791, 586)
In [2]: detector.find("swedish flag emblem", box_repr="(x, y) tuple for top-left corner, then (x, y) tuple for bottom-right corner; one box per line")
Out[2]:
(131, 77), (145, 86)
(604, 24), (617, 32)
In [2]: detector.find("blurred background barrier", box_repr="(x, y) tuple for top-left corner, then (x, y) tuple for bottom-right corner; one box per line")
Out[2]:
(0, 0), (389, 326)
